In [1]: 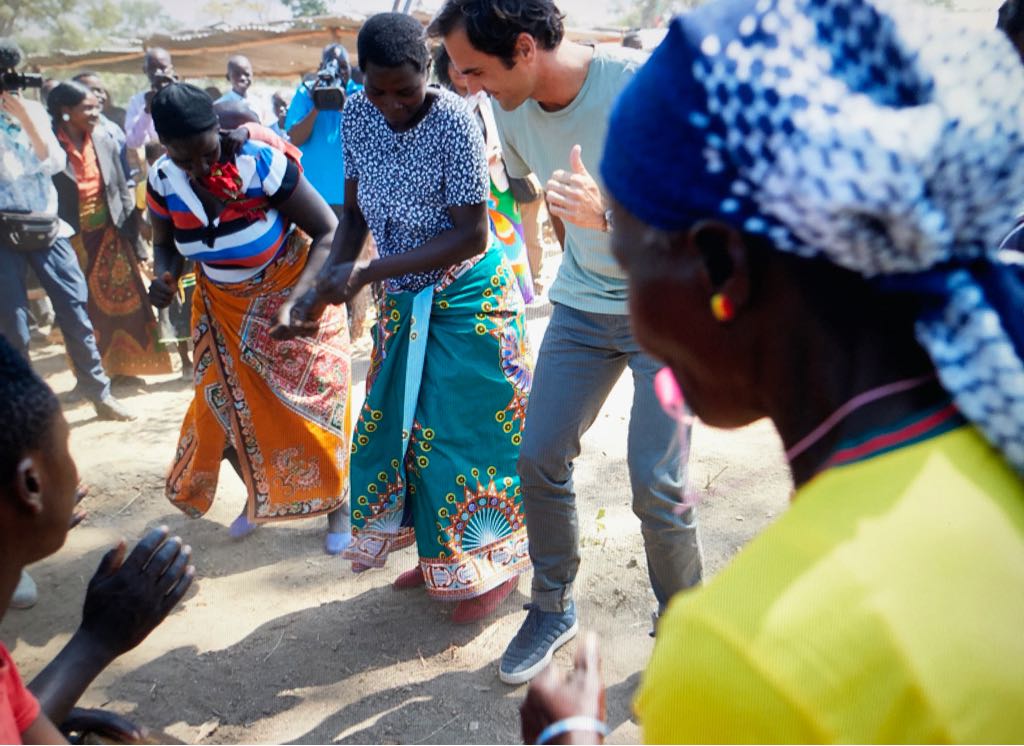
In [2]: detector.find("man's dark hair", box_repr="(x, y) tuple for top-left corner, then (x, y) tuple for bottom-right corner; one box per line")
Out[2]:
(72, 71), (101, 83)
(46, 81), (90, 122)
(0, 335), (61, 487)
(357, 13), (430, 74)
(428, 0), (565, 69)
(432, 44), (454, 90)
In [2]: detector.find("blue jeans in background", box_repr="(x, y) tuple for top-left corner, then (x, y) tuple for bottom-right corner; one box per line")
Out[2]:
(0, 238), (111, 401)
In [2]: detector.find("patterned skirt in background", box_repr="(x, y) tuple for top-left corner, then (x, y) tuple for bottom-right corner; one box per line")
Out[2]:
(488, 179), (535, 305)
(166, 232), (353, 523)
(344, 245), (533, 600)
(72, 209), (172, 377)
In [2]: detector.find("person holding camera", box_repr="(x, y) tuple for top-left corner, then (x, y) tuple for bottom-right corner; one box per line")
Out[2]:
(0, 39), (135, 423)
(124, 47), (176, 151)
(284, 43), (359, 214)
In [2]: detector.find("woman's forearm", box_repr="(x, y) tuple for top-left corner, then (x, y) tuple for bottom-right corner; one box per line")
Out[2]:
(360, 221), (487, 286)
(28, 629), (117, 727)
(152, 242), (183, 279)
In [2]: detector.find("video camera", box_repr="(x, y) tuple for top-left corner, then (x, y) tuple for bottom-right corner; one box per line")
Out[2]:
(311, 56), (346, 111)
(0, 39), (43, 93)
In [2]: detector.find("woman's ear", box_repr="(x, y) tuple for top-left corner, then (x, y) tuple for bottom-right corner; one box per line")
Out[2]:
(687, 220), (752, 316)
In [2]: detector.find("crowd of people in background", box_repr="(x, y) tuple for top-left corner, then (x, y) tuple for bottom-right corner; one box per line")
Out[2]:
(2, 0), (1024, 742)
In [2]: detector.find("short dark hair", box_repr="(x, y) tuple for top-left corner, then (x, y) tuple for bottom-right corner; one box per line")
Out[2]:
(46, 81), (90, 122)
(72, 71), (101, 83)
(0, 335), (61, 487)
(432, 44), (454, 90)
(998, 0), (1024, 36)
(357, 13), (430, 74)
(428, 0), (565, 68)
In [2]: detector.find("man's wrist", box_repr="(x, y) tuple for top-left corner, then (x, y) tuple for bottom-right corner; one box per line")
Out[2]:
(602, 207), (614, 233)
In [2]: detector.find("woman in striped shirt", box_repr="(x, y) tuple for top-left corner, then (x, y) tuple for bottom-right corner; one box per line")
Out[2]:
(146, 83), (354, 555)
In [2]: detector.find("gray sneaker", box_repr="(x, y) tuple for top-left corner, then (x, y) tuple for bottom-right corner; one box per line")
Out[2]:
(11, 570), (38, 609)
(499, 602), (578, 685)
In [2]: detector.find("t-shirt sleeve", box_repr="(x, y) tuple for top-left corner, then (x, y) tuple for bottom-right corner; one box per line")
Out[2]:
(253, 143), (299, 204)
(442, 103), (489, 207)
(283, 85), (312, 131)
(342, 97), (361, 182)
(493, 112), (531, 180)
(0, 644), (41, 737)
(145, 162), (171, 221)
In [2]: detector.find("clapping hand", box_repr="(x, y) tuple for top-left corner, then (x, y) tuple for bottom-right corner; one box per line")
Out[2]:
(521, 633), (606, 745)
(79, 527), (194, 659)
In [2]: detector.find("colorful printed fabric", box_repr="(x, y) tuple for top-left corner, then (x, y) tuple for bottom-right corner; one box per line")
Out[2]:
(166, 231), (352, 523)
(488, 179), (535, 305)
(65, 133), (172, 377)
(600, 0), (1024, 473)
(344, 245), (532, 600)
(146, 141), (299, 284)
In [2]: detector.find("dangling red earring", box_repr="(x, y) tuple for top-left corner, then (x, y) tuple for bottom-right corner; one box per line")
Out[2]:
(710, 292), (735, 322)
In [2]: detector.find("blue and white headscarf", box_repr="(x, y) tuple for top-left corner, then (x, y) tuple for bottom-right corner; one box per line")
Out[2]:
(601, 0), (1024, 473)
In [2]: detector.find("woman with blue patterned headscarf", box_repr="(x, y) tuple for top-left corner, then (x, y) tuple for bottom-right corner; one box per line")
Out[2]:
(518, 0), (1024, 743)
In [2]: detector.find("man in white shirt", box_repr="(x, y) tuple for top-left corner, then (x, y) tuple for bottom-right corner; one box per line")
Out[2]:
(124, 47), (176, 150)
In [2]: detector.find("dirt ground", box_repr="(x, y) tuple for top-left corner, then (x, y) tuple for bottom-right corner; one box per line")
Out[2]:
(0, 250), (793, 745)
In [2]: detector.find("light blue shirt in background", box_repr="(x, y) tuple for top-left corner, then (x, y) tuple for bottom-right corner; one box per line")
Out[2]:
(283, 79), (361, 206)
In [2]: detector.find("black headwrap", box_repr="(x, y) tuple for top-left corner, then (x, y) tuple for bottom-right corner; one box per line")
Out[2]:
(151, 82), (219, 140)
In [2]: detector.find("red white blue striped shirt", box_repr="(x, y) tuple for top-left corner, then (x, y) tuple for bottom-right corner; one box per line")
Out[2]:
(146, 141), (300, 283)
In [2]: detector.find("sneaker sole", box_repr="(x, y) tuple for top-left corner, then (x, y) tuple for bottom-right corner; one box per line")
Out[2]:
(498, 619), (579, 686)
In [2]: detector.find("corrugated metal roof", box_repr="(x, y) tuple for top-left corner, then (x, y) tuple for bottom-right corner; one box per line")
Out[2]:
(27, 11), (619, 78)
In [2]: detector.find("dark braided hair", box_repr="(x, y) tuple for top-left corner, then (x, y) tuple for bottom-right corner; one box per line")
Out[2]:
(0, 335), (61, 487)
(357, 13), (430, 75)
(428, 0), (565, 69)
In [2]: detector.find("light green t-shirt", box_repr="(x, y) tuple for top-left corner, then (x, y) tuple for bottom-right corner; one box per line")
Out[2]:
(493, 46), (647, 315)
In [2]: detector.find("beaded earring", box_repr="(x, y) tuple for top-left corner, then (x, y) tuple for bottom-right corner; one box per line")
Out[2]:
(710, 292), (735, 322)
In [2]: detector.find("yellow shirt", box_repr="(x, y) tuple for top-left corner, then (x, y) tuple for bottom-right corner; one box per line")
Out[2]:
(636, 427), (1024, 743)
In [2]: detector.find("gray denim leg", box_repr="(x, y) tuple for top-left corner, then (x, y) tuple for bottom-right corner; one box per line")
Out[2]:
(626, 350), (704, 612)
(518, 304), (627, 612)
(0, 245), (32, 357)
(29, 239), (110, 400)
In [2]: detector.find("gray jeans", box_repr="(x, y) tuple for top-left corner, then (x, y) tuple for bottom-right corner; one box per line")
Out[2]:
(519, 303), (703, 613)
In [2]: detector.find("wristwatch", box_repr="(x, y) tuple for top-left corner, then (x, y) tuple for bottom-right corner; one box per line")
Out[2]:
(603, 207), (615, 233)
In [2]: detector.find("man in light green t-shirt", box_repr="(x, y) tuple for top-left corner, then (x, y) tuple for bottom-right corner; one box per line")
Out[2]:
(431, 0), (704, 686)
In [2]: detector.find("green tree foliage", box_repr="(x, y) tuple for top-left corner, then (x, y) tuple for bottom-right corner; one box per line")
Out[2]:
(8, 0), (179, 54)
(282, 0), (330, 17)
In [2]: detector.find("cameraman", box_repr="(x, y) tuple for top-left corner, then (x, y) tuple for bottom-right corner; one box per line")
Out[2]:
(0, 39), (134, 421)
(284, 43), (359, 214)
(124, 47), (176, 150)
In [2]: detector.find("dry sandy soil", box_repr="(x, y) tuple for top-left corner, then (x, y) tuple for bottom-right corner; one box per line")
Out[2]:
(1, 251), (793, 745)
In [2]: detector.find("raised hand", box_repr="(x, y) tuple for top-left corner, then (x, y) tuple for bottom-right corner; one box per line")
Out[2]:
(79, 527), (194, 659)
(544, 145), (608, 231)
(521, 632), (606, 744)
